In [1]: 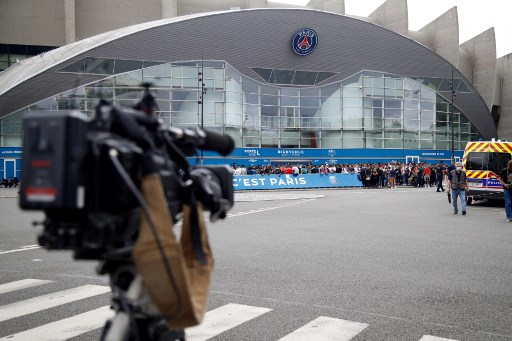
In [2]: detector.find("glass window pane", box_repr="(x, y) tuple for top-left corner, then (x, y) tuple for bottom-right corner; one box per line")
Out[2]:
(384, 99), (401, 108)
(384, 119), (402, 129)
(384, 88), (396, 97)
(86, 87), (113, 99)
(384, 78), (395, 88)
(269, 70), (294, 84)
(84, 57), (115, 74)
(420, 110), (435, 130)
(321, 131), (342, 146)
(300, 88), (319, 97)
(213, 68), (224, 80)
(281, 96), (298, 106)
(252, 68), (272, 82)
(322, 96), (340, 108)
(321, 83), (340, 98)
(143, 61), (166, 68)
(293, 71), (317, 85)
(457, 81), (471, 93)
(243, 78), (259, 93)
(261, 85), (279, 95)
(384, 108), (401, 118)
(343, 87), (361, 97)
(316, 72), (336, 84)
(182, 66), (198, 78)
(404, 132), (419, 148)
(363, 76), (372, 87)
(143, 63), (171, 77)
(343, 98), (361, 107)
(373, 87), (384, 97)
(60, 58), (86, 73)
(373, 77), (384, 88)
(342, 73), (362, 87)
(366, 132), (383, 148)
(466, 152), (488, 170)
(420, 136), (434, 149)
(261, 95), (278, 106)
(114, 60), (143, 74)
(384, 139), (402, 149)
(343, 108), (362, 128)
(404, 110), (418, 129)
(301, 97), (319, 107)
(245, 93), (259, 104)
(143, 76), (172, 87)
(343, 131), (363, 148)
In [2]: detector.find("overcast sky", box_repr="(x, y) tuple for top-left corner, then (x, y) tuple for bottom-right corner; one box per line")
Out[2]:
(274, 0), (512, 58)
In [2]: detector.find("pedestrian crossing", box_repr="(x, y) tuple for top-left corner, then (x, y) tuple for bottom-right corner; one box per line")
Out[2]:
(0, 278), (462, 341)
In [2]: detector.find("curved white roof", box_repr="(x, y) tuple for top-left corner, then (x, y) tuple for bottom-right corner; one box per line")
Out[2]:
(0, 10), (229, 97)
(0, 8), (497, 139)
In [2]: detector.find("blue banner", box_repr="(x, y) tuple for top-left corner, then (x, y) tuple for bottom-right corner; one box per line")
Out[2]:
(233, 173), (362, 190)
(0, 147), (22, 157)
(202, 147), (463, 166)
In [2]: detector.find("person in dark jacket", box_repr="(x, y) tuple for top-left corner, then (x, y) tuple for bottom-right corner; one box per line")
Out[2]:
(447, 162), (469, 215)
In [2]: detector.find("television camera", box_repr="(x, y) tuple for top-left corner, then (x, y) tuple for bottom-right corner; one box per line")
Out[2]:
(19, 85), (235, 341)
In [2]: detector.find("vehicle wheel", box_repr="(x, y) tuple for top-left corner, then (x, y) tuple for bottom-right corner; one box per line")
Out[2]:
(467, 196), (473, 205)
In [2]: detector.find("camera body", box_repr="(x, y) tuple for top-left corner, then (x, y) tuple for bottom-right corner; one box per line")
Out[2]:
(20, 103), (234, 260)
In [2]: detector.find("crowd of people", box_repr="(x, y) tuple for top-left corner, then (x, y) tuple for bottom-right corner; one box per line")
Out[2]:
(231, 161), (453, 189)
(1, 176), (19, 188)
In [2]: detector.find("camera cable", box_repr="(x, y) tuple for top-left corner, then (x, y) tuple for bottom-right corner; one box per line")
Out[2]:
(108, 148), (184, 323)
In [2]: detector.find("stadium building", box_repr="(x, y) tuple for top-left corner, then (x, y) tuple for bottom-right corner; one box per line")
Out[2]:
(0, 0), (511, 175)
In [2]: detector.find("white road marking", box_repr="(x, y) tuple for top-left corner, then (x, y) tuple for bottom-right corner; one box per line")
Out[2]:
(0, 279), (53, 295)
(419, 336), (459, 341)
(0, 306), (113, 341)
(186, 303), (272, 341)
(0, 285), (111, 322)
(22, 245), (39, 248)
(278, 316), (369, 341)
(0, 246), (41, 255)
(228, 198), (317, 218)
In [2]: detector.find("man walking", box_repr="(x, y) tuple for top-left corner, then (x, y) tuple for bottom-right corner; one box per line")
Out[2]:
(447, 162), (469, 215)
(497, 160), (512, 222)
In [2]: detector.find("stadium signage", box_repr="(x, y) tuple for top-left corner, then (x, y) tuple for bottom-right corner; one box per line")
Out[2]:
(292, 28), (318, 56)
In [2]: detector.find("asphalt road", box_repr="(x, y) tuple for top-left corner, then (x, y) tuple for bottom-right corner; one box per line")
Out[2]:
(0, 186), (511, 341)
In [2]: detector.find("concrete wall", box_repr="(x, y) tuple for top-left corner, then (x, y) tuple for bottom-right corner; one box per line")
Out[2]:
(74, 0), (162, 40)
(162, 0), (178, 19)
(418, 7), (459, 67)
(306, 0), (345, 14)
(460, 28), (497, 110)
(497, 54), (512, 140)
(368, 0), (408, 36)
(0, 0), (65, 46)
(458, 46), (473, 82)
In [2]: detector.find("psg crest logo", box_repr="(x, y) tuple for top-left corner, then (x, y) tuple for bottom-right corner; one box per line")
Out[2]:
(292, 28), (318, 56)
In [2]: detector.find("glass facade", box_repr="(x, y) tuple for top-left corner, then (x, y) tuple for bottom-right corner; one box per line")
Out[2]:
(1, 60), (482, 149)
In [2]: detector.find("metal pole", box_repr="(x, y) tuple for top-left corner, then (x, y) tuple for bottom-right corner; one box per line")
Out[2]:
(450, 65), (455, 162)
(198, 54), (206, 165)
(201, 57), (204, 165)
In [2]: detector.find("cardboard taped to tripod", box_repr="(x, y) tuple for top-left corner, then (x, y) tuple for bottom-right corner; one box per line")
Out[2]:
(133, 173), (213, 329)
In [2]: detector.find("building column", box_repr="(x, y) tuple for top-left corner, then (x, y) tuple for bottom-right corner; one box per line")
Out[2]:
(64, 0), (76, 44)
(247, 0), (267, 8)
(162, 0), (177, 19)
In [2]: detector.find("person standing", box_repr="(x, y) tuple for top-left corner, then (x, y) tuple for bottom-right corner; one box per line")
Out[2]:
(436, 161), (446, 192)
(389, 166), (397, 188)
(497, 160), (512, 222)
(447, 162), (469, 215)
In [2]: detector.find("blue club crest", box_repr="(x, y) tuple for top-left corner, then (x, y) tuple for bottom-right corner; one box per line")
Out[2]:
(292, 28), (318, 56)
